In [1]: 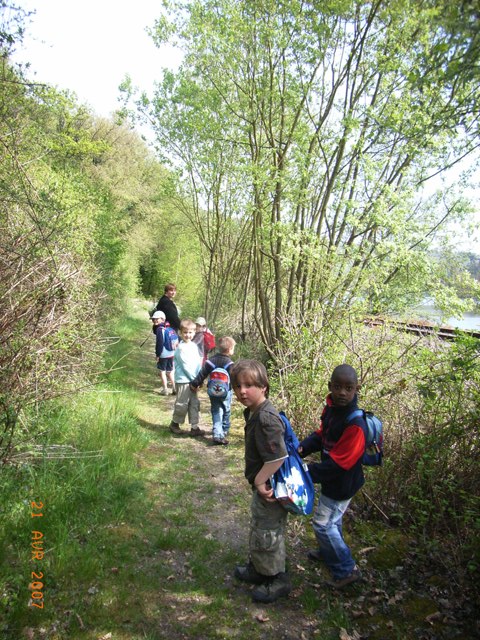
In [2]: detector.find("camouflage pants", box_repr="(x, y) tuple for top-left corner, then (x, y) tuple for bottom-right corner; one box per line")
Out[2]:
(249, 490), (288, 576)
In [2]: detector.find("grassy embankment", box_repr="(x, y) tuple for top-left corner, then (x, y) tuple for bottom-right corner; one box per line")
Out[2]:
(2, 302), (474, 640)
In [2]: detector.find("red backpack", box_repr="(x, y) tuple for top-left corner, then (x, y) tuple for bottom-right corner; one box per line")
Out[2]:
(203, 329), (216, 352)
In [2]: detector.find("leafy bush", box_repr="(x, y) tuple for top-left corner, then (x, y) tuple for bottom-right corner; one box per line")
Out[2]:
(0, 51), (175, 460)
(273, 315), (480, 558)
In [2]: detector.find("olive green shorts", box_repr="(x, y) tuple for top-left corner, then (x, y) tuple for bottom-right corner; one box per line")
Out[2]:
(249, 490), (288, 576)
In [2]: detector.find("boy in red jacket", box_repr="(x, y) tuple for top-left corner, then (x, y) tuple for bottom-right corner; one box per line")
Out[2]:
(298, 364), (367, 589)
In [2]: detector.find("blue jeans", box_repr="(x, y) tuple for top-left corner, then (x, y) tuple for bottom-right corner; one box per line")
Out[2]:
(312, 493), (355, 579)
(210, 391), (232, 439)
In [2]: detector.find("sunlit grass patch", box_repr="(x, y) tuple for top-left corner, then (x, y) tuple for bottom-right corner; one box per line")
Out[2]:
(0, 373), (150, 636)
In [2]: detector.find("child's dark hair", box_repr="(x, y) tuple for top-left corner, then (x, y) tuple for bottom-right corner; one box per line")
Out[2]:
(229, 359), (269, 397)
(331, 364), (358, 384)
(164, 283), (176, 293)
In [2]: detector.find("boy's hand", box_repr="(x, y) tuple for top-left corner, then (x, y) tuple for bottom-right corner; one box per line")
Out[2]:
(189, 383), (198, 392)
(297, 445), (305, 457)
(255, 481), (276, 502)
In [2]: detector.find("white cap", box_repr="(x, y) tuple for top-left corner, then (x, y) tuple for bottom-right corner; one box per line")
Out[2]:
(152, 310), (165, 320)
(195, 316), (206, 326)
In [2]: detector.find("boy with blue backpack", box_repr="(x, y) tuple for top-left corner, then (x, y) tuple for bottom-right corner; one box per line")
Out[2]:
(298, 364), (369, 589)
(230, 359), (292, 604)
(190, 336), (236, 445)
(152, 310), (179, 395)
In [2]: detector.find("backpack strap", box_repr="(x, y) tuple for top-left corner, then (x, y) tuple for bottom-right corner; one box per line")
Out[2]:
(346, 409), (370, 455)
(206, 359), (232, 371)
(346, 409), (363, 423)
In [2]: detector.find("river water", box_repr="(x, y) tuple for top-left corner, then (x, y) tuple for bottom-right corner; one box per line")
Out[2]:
(413, 306), (480, 331)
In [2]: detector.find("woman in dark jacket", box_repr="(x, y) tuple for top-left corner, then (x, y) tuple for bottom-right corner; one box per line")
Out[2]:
(156, 283), (180, 331)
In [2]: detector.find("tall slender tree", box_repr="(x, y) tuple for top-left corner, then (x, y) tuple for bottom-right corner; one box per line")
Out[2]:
(146, 0), (479, 352)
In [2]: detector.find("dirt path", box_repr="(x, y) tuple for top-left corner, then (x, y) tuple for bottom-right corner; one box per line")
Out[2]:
(142, 388), (250, 552)
(124, 335), (326, 640)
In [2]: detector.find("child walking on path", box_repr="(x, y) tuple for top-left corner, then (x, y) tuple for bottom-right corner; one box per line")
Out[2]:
(169, 319), (204, 437)
(298, 364), (367, 588)
(192, 316), (216, 365)
(230, 359), (292, 604)
(152, 310), (177, 395)
(190, 336), (236, 445)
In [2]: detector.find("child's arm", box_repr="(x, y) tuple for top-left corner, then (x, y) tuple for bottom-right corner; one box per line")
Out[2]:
(252, 409), (288, 500)
(155, 328), (164, 359)
(307, 425), (365, 482)
(190, 360), (214, 390)
(254, 459), (285, 501)
(327, 424), (365, 469)
(298, 431), (323, 457)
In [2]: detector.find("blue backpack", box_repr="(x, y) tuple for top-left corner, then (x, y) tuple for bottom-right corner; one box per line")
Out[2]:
(163, 327), (179, 352)
(346, 409), (383, 466)
(206, 362), (232, 400)
(270, 412), (315, 516)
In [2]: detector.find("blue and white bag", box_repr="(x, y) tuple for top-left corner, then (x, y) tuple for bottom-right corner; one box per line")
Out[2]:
(270, 412), (315, 516)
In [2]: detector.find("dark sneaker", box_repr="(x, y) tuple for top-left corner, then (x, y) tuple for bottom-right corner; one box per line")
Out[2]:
(325, 566), (362, 589)
(252, 572), (292, 603)
(171, 388), (176, 395)
(307, 548), (323, 563)
(212, 438), (229, 445)
(234, 562), (266, 585)
(169, 421), (183, 434)
(189, 427), (205, 437)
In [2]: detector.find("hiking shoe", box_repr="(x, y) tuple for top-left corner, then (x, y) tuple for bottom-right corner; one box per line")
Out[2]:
(189, 427), (205, 437)
(160, 388), (169, 396)
(307, 548), (323, 563)
(234, 562), (266, 585)
(251, 572), (292, 603)
(169, 421), (183, 434)
(171, 388), (176, 395)
(325, 566), (362, 589)
(212, 438), (229, 446)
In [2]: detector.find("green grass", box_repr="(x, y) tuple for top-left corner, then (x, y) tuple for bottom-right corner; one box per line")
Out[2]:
(1, 300), (477, 639)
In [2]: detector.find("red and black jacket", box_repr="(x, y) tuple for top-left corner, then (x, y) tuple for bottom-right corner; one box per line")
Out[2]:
(299, 394), (366, 501)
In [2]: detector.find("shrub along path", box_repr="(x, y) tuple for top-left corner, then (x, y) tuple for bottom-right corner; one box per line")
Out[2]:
(16, 305), (478, 640)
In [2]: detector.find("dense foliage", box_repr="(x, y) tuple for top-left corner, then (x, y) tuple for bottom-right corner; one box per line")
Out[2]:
(138, 0), (480, 352)
(0, 5), (194, 460)
(1, 0), (478, 608)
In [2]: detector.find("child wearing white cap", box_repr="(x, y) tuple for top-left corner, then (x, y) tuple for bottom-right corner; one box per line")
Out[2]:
(193, 316), (216, 366)
(152, 310), (178, 395)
